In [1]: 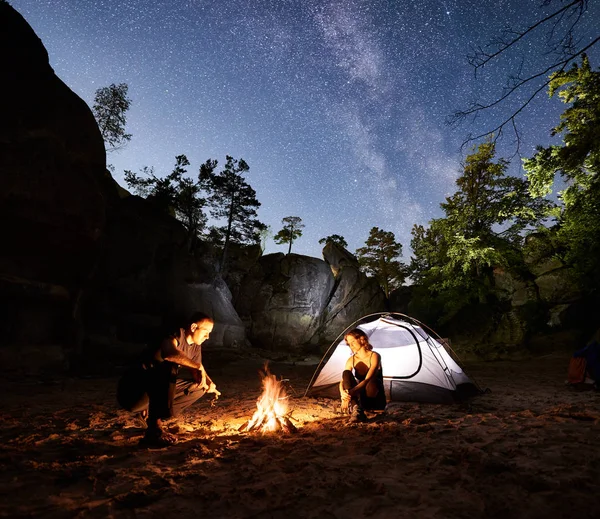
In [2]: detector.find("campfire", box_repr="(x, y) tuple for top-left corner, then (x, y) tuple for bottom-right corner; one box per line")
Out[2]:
(239, 364), (297, 434)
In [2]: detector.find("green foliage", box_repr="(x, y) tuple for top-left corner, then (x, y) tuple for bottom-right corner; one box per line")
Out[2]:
(92, 83), (132, 151)
(442, 140), (552, 245)
(410, 140), (551, 323)
(199, 155), (266, 269)
(274, 216), (304, 254)
(124, 154), (206, 247)
(318, 234), (348, 249)
(356, 227), (406, 299)
(524, 55), (600, 283)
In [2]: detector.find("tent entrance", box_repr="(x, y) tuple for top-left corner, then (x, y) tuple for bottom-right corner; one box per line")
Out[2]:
(305, 312), (482, 405)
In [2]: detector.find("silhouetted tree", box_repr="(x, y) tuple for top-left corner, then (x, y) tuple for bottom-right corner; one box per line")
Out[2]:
(356, 227), (406, 299)
(450, 0), (599, 150)
(274, 216), (304, 254)
(92, 83), (132, 151)
(319, 234), (348, 249)
(199, 156), (265, 270)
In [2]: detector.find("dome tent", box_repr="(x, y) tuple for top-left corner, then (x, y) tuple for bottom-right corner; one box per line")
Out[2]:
(305, 312), (481, 404)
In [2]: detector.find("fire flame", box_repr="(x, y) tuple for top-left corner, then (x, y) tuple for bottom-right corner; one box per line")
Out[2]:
(244, 365), (291, 434)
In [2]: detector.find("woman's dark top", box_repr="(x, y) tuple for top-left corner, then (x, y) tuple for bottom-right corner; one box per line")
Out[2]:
(353, 352), (386, 410)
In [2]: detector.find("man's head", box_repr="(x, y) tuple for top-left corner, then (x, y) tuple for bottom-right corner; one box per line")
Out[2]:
(188, 312), (214, 345)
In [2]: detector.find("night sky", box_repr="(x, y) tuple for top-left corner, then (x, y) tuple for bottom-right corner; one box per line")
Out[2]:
(10, 0), (600, 259)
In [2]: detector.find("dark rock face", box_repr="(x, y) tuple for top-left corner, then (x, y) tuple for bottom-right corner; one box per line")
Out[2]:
(234, 247), (387, 351)
(84, 195), (246, 349)
(0, 4), (109, 345)
(318, 265), (386, 344)
(322, 241), (359, 276)
(235, 253), (335, 351)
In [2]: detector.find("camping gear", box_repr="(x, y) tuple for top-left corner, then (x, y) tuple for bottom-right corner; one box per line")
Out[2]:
(305, 312), (481, 404)
(566, 340), (600, 388)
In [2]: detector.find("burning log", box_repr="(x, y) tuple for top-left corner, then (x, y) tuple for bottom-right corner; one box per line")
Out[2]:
(239, 364), (297, 434)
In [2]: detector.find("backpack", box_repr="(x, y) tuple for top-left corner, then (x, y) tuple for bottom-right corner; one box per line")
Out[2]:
(567, 357), (588, 385)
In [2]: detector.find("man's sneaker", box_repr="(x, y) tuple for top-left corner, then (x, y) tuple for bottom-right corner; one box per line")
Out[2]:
(348, 405), (367, 423)
(139, 426), (178, 448)
(134, 409), (149, 428)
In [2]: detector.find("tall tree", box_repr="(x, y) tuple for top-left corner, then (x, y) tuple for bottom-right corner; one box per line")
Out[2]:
(408, 141), (551, 321)
(199, 156), (265, 270)
(408, 222), (446, 285)
(274, 216), (304, 254)
(450, 0), (599, 149)
(442, 140), (551, 247)
(124, 154), (206, 247)
(92, 83), (132, 151)
(318, 234), (348, 249)
(524, 54), (600, 280)
(356, 227), (406, 299)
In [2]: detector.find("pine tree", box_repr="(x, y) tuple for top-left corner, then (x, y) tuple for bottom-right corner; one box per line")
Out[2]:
(199, 156), (265, 270)
(274, 216), (304, 254)
(356, 227), (406, 299)
(124, 154), (206, 248)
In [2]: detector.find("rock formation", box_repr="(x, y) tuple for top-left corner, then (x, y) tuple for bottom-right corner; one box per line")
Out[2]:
(0, 3), (110, 347)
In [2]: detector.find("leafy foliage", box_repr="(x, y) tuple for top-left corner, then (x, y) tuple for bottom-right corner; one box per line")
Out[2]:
(318, 234), (348, 249)
(524, 54), (600, 282)
(410, 140), (550, 321)
(356, 227), (406, 299)
(92, 83), (132, 151)
(274, 216), (304, 254)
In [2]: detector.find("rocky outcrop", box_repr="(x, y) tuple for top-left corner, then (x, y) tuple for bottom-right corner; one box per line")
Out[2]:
(234, 253), (335, 351)
(318, 242), (386, 342)
(322, 241), (359, 276)
(535, 268), (582, 304)
(0, 3), (110, 345)
(232, 245), (387, 352)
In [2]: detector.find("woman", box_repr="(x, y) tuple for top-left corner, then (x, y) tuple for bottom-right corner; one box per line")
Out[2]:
(340, 328), (386, 422)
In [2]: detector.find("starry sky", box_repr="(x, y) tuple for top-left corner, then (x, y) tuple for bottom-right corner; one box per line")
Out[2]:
(10, 0), (600, 259)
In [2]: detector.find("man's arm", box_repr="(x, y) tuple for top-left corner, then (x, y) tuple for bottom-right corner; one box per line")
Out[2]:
(160, 337), (202, 370)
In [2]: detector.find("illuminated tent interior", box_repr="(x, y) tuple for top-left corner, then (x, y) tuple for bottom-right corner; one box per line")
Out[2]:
(305, 313), (482, 404)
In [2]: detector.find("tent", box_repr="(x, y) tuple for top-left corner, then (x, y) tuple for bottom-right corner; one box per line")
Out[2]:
(305, 312), (481, 404)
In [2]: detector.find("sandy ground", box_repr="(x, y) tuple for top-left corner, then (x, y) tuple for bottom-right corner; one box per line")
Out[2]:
(1, 349), (599, 519)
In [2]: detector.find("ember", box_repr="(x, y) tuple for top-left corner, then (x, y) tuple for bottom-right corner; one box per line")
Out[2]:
(239, 364), (297, 434)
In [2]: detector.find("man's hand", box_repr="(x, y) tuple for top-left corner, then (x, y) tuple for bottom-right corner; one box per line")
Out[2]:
(195, 367), (208, 390)
(206, 381), (220, 397)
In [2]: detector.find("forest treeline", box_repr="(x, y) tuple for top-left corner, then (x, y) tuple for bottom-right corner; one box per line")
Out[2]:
(93, 55), (600, 328)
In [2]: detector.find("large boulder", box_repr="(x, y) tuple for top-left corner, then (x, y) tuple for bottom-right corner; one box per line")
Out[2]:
(322, 241), (359, 276)
(0, 4), (111, 345)
(492, 267), (538, 307)
(535, 267), (582, 304)
(235, 253), (335, 351)
(317, 265), (386, 344)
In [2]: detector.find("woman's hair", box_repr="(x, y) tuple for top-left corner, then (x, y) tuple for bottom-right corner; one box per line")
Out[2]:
(344, 328), (373, 351)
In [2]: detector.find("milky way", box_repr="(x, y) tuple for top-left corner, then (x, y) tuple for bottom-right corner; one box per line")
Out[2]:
(10, 0), (599, 258)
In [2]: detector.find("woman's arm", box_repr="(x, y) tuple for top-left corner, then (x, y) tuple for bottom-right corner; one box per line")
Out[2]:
(349, 352), (380, 396)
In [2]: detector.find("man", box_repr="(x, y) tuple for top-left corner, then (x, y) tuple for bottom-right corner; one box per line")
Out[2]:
(117, 312), (220, 447)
